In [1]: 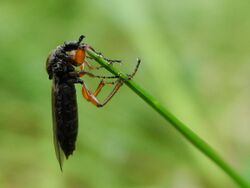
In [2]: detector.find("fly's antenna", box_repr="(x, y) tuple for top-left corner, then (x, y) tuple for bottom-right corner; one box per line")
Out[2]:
(77, 35), (85, 45)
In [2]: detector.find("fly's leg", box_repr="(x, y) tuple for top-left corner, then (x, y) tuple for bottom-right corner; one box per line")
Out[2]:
(85, 45), (122, 65)
(93, 80), (118, 96)
(85, 59), (104, 70)
(69, 70), (119, 79)
(127, 58), (141, 80)
(79, 64), (85, 77)
(81, 79), (123, 107)
(76, 57), (140, 107)
(69, 57), (140, 81)
(84, 60), (95, 70)
(84, 57), (104, 70)
(87, 54), (121, 64)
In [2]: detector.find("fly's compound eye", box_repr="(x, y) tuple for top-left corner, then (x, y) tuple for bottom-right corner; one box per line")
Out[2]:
(74, 49), (85, 65)
(66, 49), (86, 66)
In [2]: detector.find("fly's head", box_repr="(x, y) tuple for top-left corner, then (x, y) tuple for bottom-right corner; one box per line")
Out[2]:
(46, 35), (87, 80)
(63, 35), (87, 66)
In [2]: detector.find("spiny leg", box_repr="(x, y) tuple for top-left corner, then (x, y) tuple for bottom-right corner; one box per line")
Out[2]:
(84, 58), (104, 70)
(84, 60), (96, 70)
(81, 79), (123, 107)
(84, 56), (121, 71)
(78, 70), (119, 79)
(127, 58), (141, 80)
(85, 45), (122, 65)
(79, 57), (140, 107)
(69, 70), (119, 79)
(87, 53), (121, 64)
(85, 60), (104, 70)
(83, 59), (106, 71)
(93, 80), (118, 96)
(78, 58), (140, 80)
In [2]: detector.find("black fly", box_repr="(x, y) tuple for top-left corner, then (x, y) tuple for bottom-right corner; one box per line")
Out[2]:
(46, 35), (140, 170)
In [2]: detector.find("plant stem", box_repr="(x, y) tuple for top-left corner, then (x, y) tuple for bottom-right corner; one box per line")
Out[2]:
(86, 49), (250, 188)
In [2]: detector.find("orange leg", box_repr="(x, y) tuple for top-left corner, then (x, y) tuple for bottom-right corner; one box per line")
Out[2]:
(78, 61), (97, 77)
(79, 56), (140, 107)
(82, 79), (123, 107)
(84, 60), (96, 70)
(78, 70), (119, 79)
(84, 59), (106, 70)
(79, 64), (85, 77)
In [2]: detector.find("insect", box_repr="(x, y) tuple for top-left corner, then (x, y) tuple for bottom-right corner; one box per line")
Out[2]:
(46, 35), (140, 170)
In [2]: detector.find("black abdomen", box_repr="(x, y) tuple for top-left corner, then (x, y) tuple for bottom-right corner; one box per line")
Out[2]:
(53, 82), (78, 158)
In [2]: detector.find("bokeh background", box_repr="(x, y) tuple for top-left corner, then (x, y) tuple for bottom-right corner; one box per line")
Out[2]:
(0, 0), (250, 187)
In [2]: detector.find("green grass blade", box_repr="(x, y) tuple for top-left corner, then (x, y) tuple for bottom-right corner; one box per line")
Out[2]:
(86, 49), (250, 188)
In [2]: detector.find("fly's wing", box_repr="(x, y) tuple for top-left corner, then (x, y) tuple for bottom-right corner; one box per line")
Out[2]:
(52, 80), (65, 171)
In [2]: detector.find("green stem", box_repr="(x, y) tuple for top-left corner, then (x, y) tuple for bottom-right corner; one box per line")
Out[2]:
(86, 49), (250, 188)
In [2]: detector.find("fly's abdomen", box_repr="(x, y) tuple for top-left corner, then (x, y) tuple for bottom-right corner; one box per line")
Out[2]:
(53, 82), (78, 158)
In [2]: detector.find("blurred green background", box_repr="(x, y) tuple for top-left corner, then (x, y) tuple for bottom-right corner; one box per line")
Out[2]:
(0, 0), (250, 187)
